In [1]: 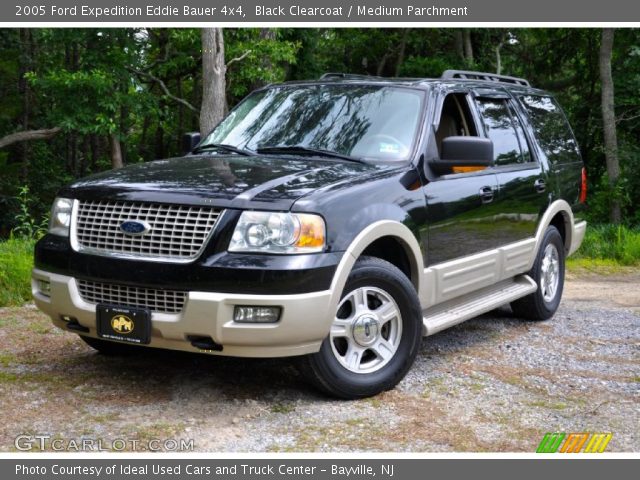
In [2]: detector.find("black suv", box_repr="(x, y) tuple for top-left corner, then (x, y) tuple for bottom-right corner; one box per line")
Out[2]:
(33, 70), (587, 398)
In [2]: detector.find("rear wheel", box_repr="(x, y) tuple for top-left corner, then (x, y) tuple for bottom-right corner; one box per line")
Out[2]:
(511, 226), (565, 321)
(302, 256), (422, 399)
(80, 335), (140, 356)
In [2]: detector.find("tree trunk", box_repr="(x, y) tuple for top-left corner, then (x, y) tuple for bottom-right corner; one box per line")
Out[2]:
(394, 30), (409, 77)
(139, 115), (150, 160)
(154, 99), (166, 160)
(18, 28), (33, 180)
(192, 73), (200, 131)
(376, 52), (390, 76)
(248, 28), (275, 91)
(155, 115), (165, 160)
(90, 134), (99, 172)
(599, 28), (621, 224)
(80, 135), (89, 177)
(454, 30), (464, 60)
(109, 134), (123, 170)
(495, 42), (503, 75)
(70, 131), (78, 175)
(200, 28), (227, 137)
(463, 29), (474, 64)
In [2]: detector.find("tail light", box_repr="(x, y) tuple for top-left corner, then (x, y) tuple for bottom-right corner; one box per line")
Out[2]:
(579, 167), (587, 203)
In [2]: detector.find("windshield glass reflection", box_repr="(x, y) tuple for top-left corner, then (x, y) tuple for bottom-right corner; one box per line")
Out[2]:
(203, 84), (425, 162)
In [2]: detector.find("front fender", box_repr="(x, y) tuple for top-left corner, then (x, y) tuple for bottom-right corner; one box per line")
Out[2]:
(327, 219), (425, 325)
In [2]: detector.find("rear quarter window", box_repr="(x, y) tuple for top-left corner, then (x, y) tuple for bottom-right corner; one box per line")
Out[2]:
(519, 95), (580, 165)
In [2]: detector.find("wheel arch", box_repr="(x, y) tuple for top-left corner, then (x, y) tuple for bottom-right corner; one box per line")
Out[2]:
(529, 199), (575, 270)
(328, 221), (424, 319)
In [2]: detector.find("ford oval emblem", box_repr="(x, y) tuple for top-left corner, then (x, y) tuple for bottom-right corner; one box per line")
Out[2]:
(119, 220), (151, 236)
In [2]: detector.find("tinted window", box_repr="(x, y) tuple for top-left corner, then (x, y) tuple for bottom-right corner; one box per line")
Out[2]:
(476, 99), (527, 165)
(510, 105), (532, 163)
(519, 95), (580, 165)
(204, 85), (425, 162)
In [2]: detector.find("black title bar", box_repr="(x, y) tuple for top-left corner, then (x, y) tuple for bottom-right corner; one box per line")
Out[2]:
(4, 459), (639, 480)
(4, 0), (640, 23)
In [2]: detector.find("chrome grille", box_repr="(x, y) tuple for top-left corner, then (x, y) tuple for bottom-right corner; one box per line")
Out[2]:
(73, 200), (221, 261)
(77, 279), (186, 314)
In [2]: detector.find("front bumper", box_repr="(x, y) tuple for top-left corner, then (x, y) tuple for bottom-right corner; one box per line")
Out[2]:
(32, 268), (332, 358)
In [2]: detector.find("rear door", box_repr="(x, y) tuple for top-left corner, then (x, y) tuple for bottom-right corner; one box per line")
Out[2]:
(471, 90), (546, 245)
(517, 94), (583, 208)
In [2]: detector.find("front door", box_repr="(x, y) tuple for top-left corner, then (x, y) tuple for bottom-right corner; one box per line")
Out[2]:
(425, 91), (502, 265)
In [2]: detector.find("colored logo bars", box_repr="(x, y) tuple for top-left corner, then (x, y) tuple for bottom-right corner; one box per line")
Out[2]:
(536, 433), (613, 453)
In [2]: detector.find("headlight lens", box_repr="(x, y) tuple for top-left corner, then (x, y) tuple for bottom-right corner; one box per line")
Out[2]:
(49, 197), (73, 237)
(229, 211), (325, 254)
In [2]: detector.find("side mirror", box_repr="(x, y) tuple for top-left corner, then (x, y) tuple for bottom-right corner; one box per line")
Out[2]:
(182, 132), (201, 155)
(430, 137), (493, 175)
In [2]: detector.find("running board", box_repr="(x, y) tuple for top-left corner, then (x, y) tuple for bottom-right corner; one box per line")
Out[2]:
(422, 275), (537, 336)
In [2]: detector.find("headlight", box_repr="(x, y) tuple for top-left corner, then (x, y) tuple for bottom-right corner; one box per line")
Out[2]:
(229, 211), (325, 254)
(49, 197), (73, 237)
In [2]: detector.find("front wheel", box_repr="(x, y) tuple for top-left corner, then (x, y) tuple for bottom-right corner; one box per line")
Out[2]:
(511, 226), (565, 321)
(302, 256), (423, 399)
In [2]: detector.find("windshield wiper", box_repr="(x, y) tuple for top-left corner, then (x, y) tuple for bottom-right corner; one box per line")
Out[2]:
(192, 143), (255, 156)
(256, 145), (364, 163)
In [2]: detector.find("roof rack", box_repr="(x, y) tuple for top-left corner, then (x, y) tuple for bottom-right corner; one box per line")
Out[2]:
(441, 70), (530, 87)
(319, 73), (380, 81)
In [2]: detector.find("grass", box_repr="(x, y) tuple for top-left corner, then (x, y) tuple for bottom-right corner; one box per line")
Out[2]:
(270, 402), (296, 414)
(0, 237), (36, 307)
(570, 224), (640, 266)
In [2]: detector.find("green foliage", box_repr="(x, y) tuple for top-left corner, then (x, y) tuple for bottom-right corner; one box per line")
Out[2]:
(11, 186), (48, 239)
(28, 69), (123, 134)
(225, 29), (299, 101)
(400, 56), (456, 78)
(0, 237), (35, 306)
(586, 173), (631, 224)
(571, 224), (640, 265)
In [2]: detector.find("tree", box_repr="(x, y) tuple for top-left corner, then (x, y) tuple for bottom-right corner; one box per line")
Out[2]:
(599, 28), (621, 224)
(200, 28), (227, 137)
(463, 29), (474, 64)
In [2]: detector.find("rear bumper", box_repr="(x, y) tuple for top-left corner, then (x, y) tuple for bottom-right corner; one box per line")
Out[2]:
(32, 268), (332, 358)
(568, 220), (587, 256)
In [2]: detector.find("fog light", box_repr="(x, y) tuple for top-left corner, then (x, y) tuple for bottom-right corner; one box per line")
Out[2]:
(37, 280), (51, 297)
(233, 306), (281, 323)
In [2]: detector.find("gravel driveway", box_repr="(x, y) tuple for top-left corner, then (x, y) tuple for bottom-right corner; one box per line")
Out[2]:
(0, 270), (638, 452)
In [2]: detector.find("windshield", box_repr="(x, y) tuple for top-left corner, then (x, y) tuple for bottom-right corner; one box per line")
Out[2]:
(202, 84), (425, 162)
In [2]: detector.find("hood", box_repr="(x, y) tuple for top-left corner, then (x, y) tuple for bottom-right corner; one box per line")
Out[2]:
(61, 154), (383, 210)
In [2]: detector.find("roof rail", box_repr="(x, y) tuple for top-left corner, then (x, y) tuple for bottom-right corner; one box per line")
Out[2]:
(319, 73), (378, 80)
(441, 70), (530, 87)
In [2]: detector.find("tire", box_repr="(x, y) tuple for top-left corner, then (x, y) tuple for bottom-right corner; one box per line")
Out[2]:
(511, 226), (565, 321)
(79, 335), (140, 356)
(301, 256), (423, 399)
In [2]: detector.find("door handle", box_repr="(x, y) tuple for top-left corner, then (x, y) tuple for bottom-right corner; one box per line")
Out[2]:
(479, 186), (494, 204)
(534, 178), (546, 193)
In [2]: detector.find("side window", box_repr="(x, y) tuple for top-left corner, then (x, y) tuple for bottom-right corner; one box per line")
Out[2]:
(519, 95), (580, 165)
(435, 93), (477, 154)
(475, 98), (530, 166)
